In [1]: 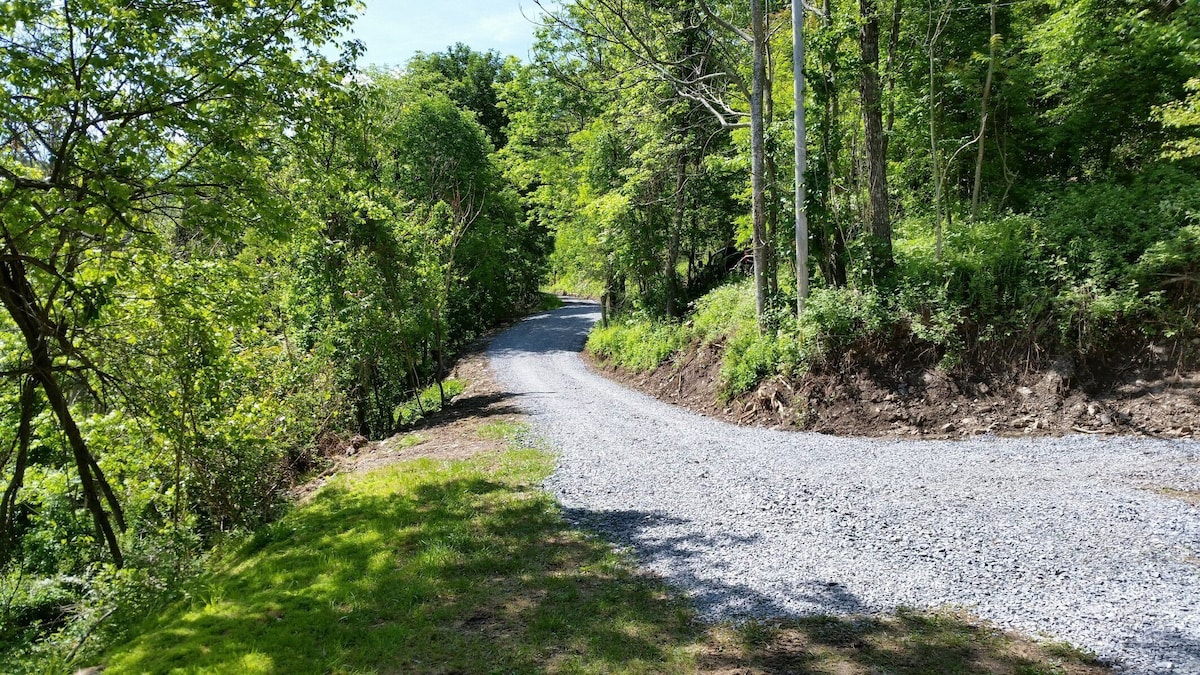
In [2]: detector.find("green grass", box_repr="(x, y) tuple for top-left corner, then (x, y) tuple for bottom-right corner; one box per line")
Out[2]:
(395, 378), (466, 426)
(537, 292), (566, 311)
(587, 319), (689, 373)
(97, 449), (702, 674)
(476, 420), (528, 441)
(387, 432), (425, 450)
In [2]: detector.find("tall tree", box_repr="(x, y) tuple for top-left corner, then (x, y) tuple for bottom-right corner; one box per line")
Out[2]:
(0, 0), (357, 565)
(793, 0), (810, 313)
(859, 0), (894, 277)
(407, 44), (517, 149)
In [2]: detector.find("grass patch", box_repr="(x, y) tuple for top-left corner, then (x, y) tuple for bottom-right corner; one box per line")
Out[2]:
(97, 449), (702, 674)
(537, 292), (566, 312)
(477, 420), (528, 441)
(587, 319), (688, 372)
(395, 378), (465, 426)
(386, 432), (425, 451)
(1151, 486), (1200, 507)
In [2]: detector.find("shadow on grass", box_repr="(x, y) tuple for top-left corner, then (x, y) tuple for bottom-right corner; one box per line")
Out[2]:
(100, 449), (1112, 674)
(409, 390), (527, 429)
(101, 452), (699, 673)
(699, 610), (1110, 674)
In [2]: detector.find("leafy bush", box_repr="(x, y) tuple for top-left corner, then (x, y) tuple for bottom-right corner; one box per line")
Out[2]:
(396, 379), (467, 427)
(587, 319), (688, 372)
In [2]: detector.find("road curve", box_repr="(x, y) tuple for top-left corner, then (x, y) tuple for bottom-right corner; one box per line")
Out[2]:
(488, 298), (1200, 673)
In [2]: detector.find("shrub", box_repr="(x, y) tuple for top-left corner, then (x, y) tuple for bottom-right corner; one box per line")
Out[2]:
(586, 318), (687, 372)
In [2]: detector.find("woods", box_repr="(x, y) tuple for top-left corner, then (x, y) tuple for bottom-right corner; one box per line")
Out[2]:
(1, 0), (1198, 669)
(0, 3), (546, 666)
(539, 0), (1199, 405)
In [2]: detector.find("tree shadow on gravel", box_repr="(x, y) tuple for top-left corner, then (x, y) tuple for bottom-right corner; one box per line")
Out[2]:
(561, 507), (870, 619)
(1129, 628), (1200, 673)
(563, 506), (1114, 674)
(488, 299), (599, 357)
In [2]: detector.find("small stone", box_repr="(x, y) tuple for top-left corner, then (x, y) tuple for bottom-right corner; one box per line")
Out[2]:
(941, 422), (956, 432)
(1100, 413), (1114, 425)
(978, 382), (990, 394)
(1018, 386), (1034, 398)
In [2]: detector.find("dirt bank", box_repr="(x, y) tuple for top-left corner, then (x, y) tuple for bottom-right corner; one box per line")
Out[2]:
(587, 339), (1199, 440)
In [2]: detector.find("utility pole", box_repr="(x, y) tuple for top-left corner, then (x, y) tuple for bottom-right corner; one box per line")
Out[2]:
(793, 0), (809, 315)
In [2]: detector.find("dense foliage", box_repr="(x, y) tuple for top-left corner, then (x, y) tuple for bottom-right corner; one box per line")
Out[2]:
(0, 5), (546, 668)
(521, 0), (1200, 388)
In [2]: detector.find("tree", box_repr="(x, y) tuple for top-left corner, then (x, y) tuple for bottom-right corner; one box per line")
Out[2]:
(859, 0), (893, 278)
(407, 44), (518, 149)
(536, 0), (778, 326)
(0, 0), (357, 566)
(793, 0), (811, 314)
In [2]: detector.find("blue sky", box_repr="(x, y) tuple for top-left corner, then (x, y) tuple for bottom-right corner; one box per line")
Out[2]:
(340, 1), (546, 67)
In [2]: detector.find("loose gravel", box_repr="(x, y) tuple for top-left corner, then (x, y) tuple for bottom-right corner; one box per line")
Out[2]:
(488, 299), (1200, 674)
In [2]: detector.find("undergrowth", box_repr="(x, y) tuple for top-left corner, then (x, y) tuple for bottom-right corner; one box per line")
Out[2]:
(590, 189), (1200, 400)
(395, 378), (465, 426)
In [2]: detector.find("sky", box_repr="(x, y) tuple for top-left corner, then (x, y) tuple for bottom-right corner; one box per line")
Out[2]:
(338, 1), (547, 68)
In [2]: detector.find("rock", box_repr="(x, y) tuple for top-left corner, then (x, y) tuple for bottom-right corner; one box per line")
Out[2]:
(978, 382), (990, 395)
(941, 422), (956, 432)
(1100, 413), (1114, 425)
(1018, 386), (1034, 398)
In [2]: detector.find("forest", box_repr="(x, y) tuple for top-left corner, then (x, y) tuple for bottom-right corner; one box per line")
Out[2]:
(544, 0), (1200, 430)
(0, 2), (547, 666)
(1, 0), (1198, 669)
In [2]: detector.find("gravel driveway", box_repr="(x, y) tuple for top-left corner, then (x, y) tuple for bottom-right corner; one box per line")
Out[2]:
(488, 299), (1200, 673)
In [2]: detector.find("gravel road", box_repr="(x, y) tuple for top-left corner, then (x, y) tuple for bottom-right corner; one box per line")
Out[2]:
(488, 299), (1200, 673)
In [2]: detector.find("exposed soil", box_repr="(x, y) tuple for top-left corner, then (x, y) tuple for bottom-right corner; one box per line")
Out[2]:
(587, 338), (1200, 440)
(293, 343), (526, 501)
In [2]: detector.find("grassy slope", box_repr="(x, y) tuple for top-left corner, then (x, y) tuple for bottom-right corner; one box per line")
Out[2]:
(98, 440), (1108, 674)
(101, 447), (699, 674)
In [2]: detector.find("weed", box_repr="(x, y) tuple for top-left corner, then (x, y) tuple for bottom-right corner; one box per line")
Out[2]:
(395, 379), (465, 427)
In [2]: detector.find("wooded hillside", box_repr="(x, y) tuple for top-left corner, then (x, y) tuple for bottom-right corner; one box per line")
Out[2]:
(0, 3), (547, 666)
(521, 0), (1199, 430)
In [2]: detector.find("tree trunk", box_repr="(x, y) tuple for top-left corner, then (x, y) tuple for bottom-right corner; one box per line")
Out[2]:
(766, 151), (780, 297)
(750, 0), (770, 326)
(765, 20), (780, 298)
(0, 377), (35, 562)
(819, 0), (849, 288)
(971, 0), (999, 222)
(793, 0), (810, 314)
(860, 0), (893, 279)
(930, 32), (944, 259)
(0, 254), (125, 568)
(667, 148), (686, 318)
(886, 0), (904, 139)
